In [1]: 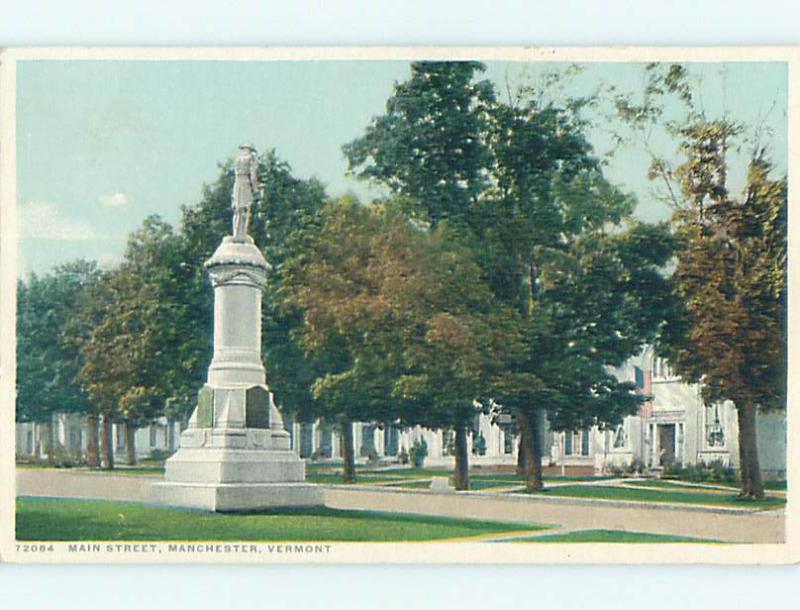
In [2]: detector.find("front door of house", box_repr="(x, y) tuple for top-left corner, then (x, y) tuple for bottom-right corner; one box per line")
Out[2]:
(658, 424), (676, 466)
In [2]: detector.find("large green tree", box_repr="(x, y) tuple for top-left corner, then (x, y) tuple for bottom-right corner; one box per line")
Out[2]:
(283, 197), (524, 487)
(343, 61), (494, 228)
(17, 260), (100, 464)
(611, 64), (787, 498)
(345, 61), (675, 490)
(67, 217), (182, 466)
(664, 126), (787, 499)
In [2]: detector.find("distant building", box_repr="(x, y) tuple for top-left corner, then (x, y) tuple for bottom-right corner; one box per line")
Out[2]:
(15, 349), (786, 479)
(549, 347), (787, 480)
(15, 414), (179, 464)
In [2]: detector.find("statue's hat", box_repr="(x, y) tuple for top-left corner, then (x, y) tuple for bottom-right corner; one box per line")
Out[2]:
(239, 143), (256, 151)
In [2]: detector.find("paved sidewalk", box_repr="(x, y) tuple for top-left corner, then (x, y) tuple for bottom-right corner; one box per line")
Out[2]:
(16, 468), (159, 503)
(323, 486), (785, 544)
(16, 468), (785, 544)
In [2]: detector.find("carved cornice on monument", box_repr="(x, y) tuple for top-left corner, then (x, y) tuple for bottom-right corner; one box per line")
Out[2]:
(207, 266), (268, 289)
(204, 235), (271, 289)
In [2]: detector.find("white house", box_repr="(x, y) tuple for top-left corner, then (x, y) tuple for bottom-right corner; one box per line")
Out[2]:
(549, 347), (787, 480)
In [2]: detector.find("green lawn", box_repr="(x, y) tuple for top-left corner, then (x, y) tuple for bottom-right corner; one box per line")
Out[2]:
(304, 472), (408, 485)
(469, 479), (523, 490)
(509, 529), (721, 543)
(628, 479), (787, 495)
(765, 480), (788, 491)
(107, 466), (165, 476)
(626, 479), (737, 491)
(16, 497), (546, 542)
(386, 478), (523, 490)
(657, 478), (786, 491)
(16, 463), (165, 476)
(304, 465), (611, 488)
(524, 485), (785, 508)
(391, 480), (436, 489)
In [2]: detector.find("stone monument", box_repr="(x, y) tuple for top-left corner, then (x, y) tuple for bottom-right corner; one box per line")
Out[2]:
(155, 144), (323, 511)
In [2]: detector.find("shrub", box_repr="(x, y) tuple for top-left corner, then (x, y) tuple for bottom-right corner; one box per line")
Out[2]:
(607, 464), (624, 477)
(148, 449), (170, 462)
(663, 461), (736, 483)
(409, 438), (428, 468)
(472, 432), (487, 456)
(442, 431), (455, 456)
(630, 457), (646, 475)
(366, 448), (380, 464)
(398, 447), (409, 465)
(52, 444), (84, 468)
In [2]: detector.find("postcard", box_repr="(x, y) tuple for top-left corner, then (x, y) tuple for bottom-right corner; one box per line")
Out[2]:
(0, 47), (796, 564)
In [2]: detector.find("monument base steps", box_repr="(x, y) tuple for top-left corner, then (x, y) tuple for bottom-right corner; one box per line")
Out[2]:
(152, 481), (324, 512)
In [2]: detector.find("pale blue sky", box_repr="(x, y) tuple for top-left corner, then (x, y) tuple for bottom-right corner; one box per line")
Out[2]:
(16, 60), (788, 275)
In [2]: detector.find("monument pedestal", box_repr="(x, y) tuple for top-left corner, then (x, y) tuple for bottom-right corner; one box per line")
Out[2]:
(154, 235), (322, 511)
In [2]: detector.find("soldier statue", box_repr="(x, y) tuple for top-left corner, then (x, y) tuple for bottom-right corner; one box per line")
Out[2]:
(231, 143), (259, 238)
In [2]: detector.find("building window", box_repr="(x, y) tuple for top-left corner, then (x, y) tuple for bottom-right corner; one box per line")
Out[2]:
(69, 426), (81, 450)
(384, 425), (399, 456)
(149, 426), (157, 447)
(613, 424), (627, 449)
(503, 428), (514, 454)
(634, 366), (645, 389)
(441, 429), (455, 456)
(705, 404), (725, 448)
(300, 423), (314, 458)
(360, 425), (377, 457)
(581, 428), (590, 456)
(564, 431), (573, 455)
(318, 426), (333, 458)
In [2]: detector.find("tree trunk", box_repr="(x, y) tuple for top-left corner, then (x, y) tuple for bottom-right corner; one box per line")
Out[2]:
(737, 402), (764, 499)
(453, 421), (470, 491)
(124, 418), (137, 466)
(167, 420), (177, 453)
(44, 417), (55, 465)
(518, 408), (543, 491)
(101, 414), (114, 470)
(530, 409), (544, 489)
(341, 418), (356, 484)
(516, 428), (530, 476)
(86, 413), (100, 469)
(34, 422), (42, 459)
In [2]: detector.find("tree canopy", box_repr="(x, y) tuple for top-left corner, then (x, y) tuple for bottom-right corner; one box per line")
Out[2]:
(344, 61), (677, 489)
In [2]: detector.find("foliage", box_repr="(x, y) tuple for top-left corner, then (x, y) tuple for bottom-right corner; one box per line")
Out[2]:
(615, 64), (787, 498)
(664, 148), (787, 412)
(16, 261), (101, 424)
(606, 457), (646, 477)
(283, 195), (526, 487)
(472, 432), (487, 456)
(662, 460), (737, 484)
(398, 447), (409, 465)
(409, 438), (428, 468)
(344, 61), (495, 227)
(345, 61), (677, 491)
(147, 449), (171, 462)
(66, 218), (183, 428)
